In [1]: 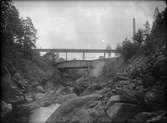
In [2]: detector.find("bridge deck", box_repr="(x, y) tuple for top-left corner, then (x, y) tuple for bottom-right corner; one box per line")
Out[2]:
(33, 48), (119, 53)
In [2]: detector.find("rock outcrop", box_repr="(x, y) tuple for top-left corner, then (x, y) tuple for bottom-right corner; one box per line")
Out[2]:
(105, 95), (140, 123)
(45, 94), (106, 123)
(128, 110), (167, 123)
(1, 101), (12, 118)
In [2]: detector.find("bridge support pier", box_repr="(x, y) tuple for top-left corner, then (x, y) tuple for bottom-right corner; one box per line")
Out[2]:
(104, 53), (106, 58)
(83, 52), (85, 60)
(66, 52), (68, 61)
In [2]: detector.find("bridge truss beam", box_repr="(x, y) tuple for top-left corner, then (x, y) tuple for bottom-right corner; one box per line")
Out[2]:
(34, 48), (120, 60)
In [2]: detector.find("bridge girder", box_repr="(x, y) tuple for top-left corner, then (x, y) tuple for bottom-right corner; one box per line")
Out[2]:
(56, 60), (92, 69)
(33, 48), (120, 61)
(33, 48), (120, 53)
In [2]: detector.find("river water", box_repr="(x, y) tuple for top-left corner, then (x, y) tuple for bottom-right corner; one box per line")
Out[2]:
(29, 103), (60, 123)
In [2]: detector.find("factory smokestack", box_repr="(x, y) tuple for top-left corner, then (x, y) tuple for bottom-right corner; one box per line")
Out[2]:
(133, 18), (136, 39)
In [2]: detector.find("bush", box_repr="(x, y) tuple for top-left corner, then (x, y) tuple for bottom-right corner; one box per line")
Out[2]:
(117, 39), (138, 60)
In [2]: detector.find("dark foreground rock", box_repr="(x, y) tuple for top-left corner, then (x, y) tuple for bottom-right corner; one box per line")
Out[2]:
(105, 95), (141, 123)
(128, 110), (167, 123)
(1, 101), (12, 118)
(45, 94), (144, 123)
(106, 102), (140, 122)
(45, 94), (109, 123)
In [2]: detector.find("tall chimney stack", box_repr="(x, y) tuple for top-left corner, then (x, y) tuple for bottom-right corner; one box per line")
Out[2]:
(133, 18), (136, 39)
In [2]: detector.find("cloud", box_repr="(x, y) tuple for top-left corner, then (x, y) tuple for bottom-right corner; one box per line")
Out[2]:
(14, 1), (166, 59)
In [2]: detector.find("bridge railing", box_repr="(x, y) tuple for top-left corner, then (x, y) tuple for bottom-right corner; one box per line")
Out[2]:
(33, 48), (120, 60)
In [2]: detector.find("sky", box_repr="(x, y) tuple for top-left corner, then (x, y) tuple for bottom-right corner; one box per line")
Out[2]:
(14, 1), (166, 60)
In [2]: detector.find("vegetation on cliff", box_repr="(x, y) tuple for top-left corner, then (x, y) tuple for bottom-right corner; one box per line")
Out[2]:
(54, 5), (167, 123)
(1, 0), (166, 123)
(1, 1), (60, 122)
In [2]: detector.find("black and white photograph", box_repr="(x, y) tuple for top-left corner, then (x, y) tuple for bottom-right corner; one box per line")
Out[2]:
(1, 0), (167, 123)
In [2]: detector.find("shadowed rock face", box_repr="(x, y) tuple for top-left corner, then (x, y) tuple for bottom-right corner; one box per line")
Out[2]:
(106, 103), (140, 122)
(45, 93), (142, 123)
(105, 95), (141, 123)
(1, 101), (12, 118)
(45, 94), (104, 123)
(128, 110), (167, 123)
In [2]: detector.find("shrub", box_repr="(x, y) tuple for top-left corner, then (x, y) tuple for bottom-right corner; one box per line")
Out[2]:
(117, 39), (138, 60)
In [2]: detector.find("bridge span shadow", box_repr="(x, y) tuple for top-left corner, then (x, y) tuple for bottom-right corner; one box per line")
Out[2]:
(55, 58), (115, 69)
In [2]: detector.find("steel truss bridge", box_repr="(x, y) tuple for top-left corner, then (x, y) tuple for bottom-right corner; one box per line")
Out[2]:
(34, 48), (120, 69)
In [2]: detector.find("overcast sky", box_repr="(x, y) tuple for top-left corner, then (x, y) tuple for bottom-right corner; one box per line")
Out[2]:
(14, 1), (166, 60)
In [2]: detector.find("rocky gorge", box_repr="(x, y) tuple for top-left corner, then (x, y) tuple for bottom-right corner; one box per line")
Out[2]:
(1, 53), (166, 123)
(1, 1), (167, 123)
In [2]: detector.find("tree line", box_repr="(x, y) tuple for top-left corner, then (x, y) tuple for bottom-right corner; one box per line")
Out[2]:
(1, 0), (38, 62)
(116, 6), (167, 59)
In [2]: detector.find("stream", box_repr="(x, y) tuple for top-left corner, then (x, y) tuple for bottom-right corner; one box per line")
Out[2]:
(29, 103), (60, 123)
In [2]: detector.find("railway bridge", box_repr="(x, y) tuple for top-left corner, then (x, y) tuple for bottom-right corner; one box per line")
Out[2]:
(33, 48), (120, 69)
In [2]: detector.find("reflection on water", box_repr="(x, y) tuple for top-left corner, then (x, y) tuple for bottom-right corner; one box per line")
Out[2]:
(29, 103), (60, 123)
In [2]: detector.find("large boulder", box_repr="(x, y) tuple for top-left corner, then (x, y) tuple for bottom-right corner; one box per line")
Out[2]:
(113, 73), (129, 81)
(81, 83), (102, 96)
(36, 85), (45, 93)
(25, 93), (34, 102)
(34, 92), (45, 100)
(144, 87), (166, 110)
(111, 79), (145, 104)
(1, 71), (25, 103)
(106, 95), (138, 107)
(105, 95), (141, 122)
(106, 102), (140, 122)
(1, 101), (12, 118)
(55, 93), (77, 104)
(45, 94), (108, 123)
(58, 86), (74, 95)
(128, 110), (166, 123)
